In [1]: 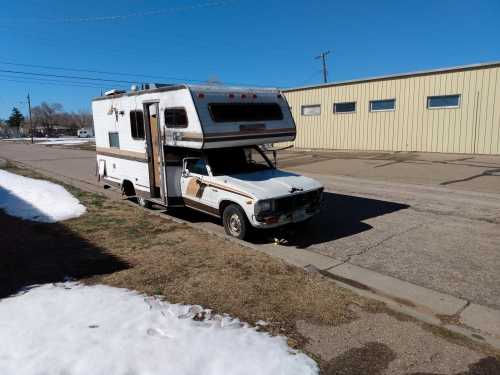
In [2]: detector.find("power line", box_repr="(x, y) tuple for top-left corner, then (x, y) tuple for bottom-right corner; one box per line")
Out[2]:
(0, 60), (184, 81)
(0, 76), (113, 90)
(3, 0), (236, 23)
(0, 73), (114, 89)
(0, 62), (278, 88)
(0, 68), (145, 85)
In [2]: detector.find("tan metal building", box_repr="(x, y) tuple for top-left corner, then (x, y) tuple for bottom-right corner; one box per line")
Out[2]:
(283, 62), (500, 155)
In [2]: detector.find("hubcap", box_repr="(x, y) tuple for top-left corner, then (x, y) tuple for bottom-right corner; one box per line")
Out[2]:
(229, 213), (242, 236)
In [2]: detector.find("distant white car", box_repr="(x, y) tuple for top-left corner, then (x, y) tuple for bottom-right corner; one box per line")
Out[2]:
(77, 129), (90, 138)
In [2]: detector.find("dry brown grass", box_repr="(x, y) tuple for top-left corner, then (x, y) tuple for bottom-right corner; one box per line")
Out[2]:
(2, 163), (370, 348)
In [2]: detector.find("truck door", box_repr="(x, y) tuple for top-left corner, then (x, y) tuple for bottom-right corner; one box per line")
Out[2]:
(144, 102), (165, 200)
(180, 157), (218, 214)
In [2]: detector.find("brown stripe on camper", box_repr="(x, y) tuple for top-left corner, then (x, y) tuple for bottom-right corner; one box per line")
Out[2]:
(203, 128), (295, 143)
(96, 147), (148, 162)
(178, 132), (203, 142)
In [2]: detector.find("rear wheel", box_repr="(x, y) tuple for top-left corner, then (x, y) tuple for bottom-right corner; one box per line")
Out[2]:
(223, 204), (250, 240)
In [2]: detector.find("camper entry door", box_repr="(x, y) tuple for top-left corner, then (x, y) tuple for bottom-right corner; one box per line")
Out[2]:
(144, 102), (165, 200)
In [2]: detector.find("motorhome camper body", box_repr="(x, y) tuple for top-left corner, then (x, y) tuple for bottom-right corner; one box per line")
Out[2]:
(92, 84), (323, 239)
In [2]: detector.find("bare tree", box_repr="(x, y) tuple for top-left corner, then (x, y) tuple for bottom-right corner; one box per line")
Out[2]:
(31, 102), (63, 136)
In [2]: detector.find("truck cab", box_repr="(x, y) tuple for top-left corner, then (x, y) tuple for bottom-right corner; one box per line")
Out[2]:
(179, 145), (323, 239)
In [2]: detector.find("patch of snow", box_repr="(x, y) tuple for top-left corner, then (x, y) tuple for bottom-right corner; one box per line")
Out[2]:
(0, 283), (318, 375)
(0, 170), (86, 222)
(1, 137), (95, 145)
(37, 139), (92, 145)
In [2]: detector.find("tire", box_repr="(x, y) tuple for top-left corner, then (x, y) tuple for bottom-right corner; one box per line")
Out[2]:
(137, 196), (151, 209)
(223, 204), (250, 240)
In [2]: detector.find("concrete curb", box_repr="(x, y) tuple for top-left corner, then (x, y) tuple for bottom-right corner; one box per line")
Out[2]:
(5, 158), (500, 350)
(325, 263), (468, 316)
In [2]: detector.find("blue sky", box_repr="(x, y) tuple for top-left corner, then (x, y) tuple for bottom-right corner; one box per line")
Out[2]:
(1, 0), (499, 119)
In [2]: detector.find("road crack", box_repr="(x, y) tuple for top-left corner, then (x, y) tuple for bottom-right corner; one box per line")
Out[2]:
(333, 222), (427, 267)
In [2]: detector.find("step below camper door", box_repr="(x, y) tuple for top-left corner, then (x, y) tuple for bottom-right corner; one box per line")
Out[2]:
(144, 102), (165, 202)
(163, 147), (185, 206)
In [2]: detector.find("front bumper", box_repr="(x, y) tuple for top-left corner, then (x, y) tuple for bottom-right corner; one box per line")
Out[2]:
(251, 203), (322, 228)
(251, 207), (320, 228)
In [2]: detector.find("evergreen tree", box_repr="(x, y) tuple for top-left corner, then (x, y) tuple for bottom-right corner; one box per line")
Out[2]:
(6, 107), (24, 129)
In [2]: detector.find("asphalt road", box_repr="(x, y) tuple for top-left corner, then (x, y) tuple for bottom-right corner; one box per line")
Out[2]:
(1, 142), (499, 311)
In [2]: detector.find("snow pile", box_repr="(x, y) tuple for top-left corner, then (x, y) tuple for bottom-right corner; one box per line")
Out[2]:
(37, 139), (90, 145)
(0, 170), (86, 222)
(1, 137), (94, 145)
(37, 138), (94, 145)
(0, 283), (318, 375)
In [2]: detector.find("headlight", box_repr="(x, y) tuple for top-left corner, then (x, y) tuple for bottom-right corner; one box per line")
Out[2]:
(255, 199), (273, 215)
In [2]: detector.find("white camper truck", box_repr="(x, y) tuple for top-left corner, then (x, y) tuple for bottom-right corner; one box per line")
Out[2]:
(92, 84), (323, 239)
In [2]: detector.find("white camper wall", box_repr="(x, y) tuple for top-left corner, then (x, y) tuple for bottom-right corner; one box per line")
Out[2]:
(92, 95), (150, 192)
(92, 88), (205, 193)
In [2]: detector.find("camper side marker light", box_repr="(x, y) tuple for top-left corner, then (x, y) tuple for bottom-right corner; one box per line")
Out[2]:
(198, 93), (205, 99)
(241, 94), (247, 99)
(228, 93), (235, 99)
(252, 94), (258, 99)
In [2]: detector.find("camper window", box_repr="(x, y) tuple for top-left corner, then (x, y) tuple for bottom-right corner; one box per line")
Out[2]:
(130, 110), (145, 139)
(165, 108), (188, 128)
(108, 132), (120, 148)
(208, 103), (283, 123)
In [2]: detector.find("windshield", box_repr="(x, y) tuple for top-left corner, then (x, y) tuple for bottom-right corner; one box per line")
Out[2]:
(206, 146), (273, 176)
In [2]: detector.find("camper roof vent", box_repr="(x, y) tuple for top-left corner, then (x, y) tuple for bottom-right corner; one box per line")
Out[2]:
(104, 89), (126, 96)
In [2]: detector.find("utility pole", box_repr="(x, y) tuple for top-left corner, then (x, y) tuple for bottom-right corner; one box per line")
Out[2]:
(27, 94), (33, 144)
(315, 51), (331, 83)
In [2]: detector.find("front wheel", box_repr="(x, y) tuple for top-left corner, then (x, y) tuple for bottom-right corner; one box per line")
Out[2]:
(223, 204), (250, 240)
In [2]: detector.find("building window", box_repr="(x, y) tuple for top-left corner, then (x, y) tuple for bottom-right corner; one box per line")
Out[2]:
(301, 105), (321, 116)
(130, 110), (145, 139)
(165, 107), (188, 128)
(108, 132), (120, 148)
(334, 102), (356, 113)
(427, 95), (460, 109)
(370, 99), (396, 112)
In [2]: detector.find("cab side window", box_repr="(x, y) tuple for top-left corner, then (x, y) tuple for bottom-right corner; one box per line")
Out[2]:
(186, 159), (208, 176)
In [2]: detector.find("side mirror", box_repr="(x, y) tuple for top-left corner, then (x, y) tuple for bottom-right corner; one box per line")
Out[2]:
(182, 168), (190, 178)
